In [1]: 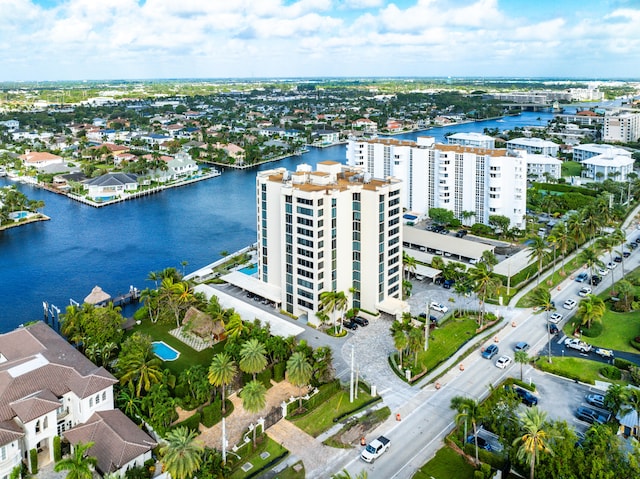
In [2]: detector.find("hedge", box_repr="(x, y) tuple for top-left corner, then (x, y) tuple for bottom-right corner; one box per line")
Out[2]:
(273, 362), (286, 382)
(53, 435), (61, 462)
(172, 413), (201, 433)
(257, 368), (273, 389)
(614, 358), (634, 371)
(287, 380), (341, 416)
(532, 182), (599, 196)
(600, 366), (622, 380)
(201, 399), (234, 428)
(30, 449), (38, 475)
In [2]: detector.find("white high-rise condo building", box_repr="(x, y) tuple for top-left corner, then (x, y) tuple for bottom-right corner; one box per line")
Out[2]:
(346, 137), (527, 229)
(603, 112), (640, 143)
(256, 162), (404, 323)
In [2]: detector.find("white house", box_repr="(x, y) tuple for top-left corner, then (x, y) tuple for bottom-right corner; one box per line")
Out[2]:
(581, 154), (634, 182)
(507, 137), (559, 157)
(0, 322), (155, 476)
(351, 118), (378, 133)
(19, 152), (64, 169)
(83, 173), (139, 200)
(572, 143), (632, 163)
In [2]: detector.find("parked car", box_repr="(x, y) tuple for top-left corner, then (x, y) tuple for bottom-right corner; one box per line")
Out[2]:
(565, 338), (592, 353)
(597, 267), (609, 276)
(549, 312), (563, 324)
(353, 316), (369, 327)
(594, 348), (614, 359)
(635, 237), (640, 244)
(495, 355), (512, 369)
(578, 286), (592, 297)
(575, 272), (589, 283)
(514, 342), (530, 353)
(576, 406), (610, 424)
(548, 323), (559, 335)
(482, 344), (499, 359)
(430, 302), (449, 313)
(563, 299), (577, 310)
(628, 242), (638, 250)
(506, 385), (538, 406)
(613, 256), (622, 263)
(455, 229), (468, 238)
(585, 393), (607, 409)
(443, 279), (455, 289)
(590, 275), (602, 286)
(343, 319), (358, 331)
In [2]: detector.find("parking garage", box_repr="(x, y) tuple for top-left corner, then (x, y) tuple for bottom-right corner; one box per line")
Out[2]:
(403, 225), (495, 265)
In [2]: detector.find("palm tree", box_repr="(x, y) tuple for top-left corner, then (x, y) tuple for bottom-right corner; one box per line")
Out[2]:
(550, 222), (569, 276)
(160, 427), (204, 479)
(140, 287), (161, 323)
(452, 397), (482, 465)
(117, 383), (142, 419)
(208, 352), (237, 415)
(240, 380), (267, 446)
(526, 235), (548, 286)
(147, 270), (160, 288)
(526, 286), (554, 363)
(319, 290), (349, 333)
(223, 310), (245, 340)
(515, 350), (529, 381)
(407, 327), (425, 367)
(610, 228), (627, 276)
(513, 407), (555, 479)
(577, 246), (603, 279)
(460, 210), (475, 226)
(393, 328), (408, 369)
(402, 251), (417, 281)
(621, 388), (640, 438)
(118, 353), (164, 397)
(576, 294), (605, 330)
(54, 441), (97, 479)
(566, 213), (585, 251)
(596, 236), (616, 289)
(239, 338), (268, 380)
(286, 352), (313, 410)
(467, 262), (500, 326)
(332, 470), (368, 479)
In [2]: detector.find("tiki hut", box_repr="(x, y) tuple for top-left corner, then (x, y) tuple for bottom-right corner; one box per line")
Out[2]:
(84, 285), (111, 305)
(182, 307), (226, 342)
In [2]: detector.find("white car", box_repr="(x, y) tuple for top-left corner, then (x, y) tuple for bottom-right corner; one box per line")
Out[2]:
(607, 262), (617, 270)
(495, 355), (512, 369)
(563, 299), (577, 310)
(597, 267), (609, 276)
(430, 302), (449, 313)
(549, 312), (563, 324)
(578, 286), (592, 297)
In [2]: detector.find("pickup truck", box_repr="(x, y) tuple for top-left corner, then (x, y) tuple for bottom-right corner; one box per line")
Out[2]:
(360, 435), (390, 463)
(564, 338), (593, 353)
(594, 348), (614, 358)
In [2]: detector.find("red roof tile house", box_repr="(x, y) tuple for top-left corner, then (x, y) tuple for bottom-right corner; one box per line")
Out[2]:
(0, 323), (154, 476)
(19, 151), (64, 169)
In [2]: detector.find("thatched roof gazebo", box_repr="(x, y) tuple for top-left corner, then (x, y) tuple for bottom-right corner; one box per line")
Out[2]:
(182, 307), (226, 342)
(84, 285), (111, 305)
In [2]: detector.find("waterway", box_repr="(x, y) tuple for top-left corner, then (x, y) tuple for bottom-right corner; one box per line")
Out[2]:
(0, 110), (555, 332)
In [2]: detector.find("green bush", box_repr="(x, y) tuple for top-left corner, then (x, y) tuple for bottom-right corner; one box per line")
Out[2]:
(600, 366), (622, 380)
(201, 399), (234, 427)
(172, 413), (201, 433)
(287, 380), (340, 416)
(614, 358), (634, 371)
(257, 368), (273, 389)
(273, 362), (286, 382)
(53, 435), (61, 462)
(631, 339), (640, 352)
(30, 449), (38, 475)
(581, 322), (603, 337)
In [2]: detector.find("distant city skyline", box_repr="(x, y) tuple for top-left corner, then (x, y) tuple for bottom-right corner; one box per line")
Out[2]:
(2, 0), (639, 82)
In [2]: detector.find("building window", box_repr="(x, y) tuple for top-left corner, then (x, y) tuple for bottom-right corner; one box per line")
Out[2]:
(1, 444), (7, 461)
(43, 417), (48, 430)
(95, 394), (100, 405)
(35, 420), (41, 433)
(89, 398), (93, 407)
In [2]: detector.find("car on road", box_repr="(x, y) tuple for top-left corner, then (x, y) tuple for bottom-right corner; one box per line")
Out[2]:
(590, 275), (602, 286)
(455, 229), (468, 238)
(628, 242), (638, 250)
(430, 302), (449, 313)
(575, 272), (589, 283)
(607, 262), (617, 270)
(343, 319), (358, 331)
(563, 299), (577, 310)
(576, 406), (610, 424)
(613, 256), (622, 263)
(482, 344), (499, 359)
(548, 323), (559, 335)
(506, 385), (538, 406)
(565, 338), (592, 353)
(585, 393), (607, 409)
(623, 251), (631, 258)
(594, 348), (614, 359)
(549, 312), (563, 324)
(514, 342), (530, 353)
(597, 267), (609, 276)
(578, 286), (592, 297)
(495, 355), (512, 369)
(353, 316), (369, 327)
(636, 237), (640, 244)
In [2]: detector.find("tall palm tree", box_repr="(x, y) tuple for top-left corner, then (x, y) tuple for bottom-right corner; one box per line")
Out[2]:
(452, 397), (482, 465)
(393, 328), (408, 369)
(610, 228), (627, 276)
(576, 294), (605, 330)
(526, 235), (548, 286)
(407, 327), (425, 367)
(566, 213), (585, 252)
(402, 251), (417, 281)
(577, 246), (603, 279)
(319, 290), (349, 333)
(515, 350), (529, 381)
(240, 380), (267, 446)
(54, 441), (97, 479)
(550, 222), (569, 276)
(513, 407), (555, 479)
(239, 338), (268, 380)
(286, 351), (313, 410)
(223, 310), (245, 340)
(468, 262), (500, 326)
(208, 352), (237, 415)
(160, 427), (204, 479)
(526, 286), (554, 363)
(596, 236), (616, 289)
(140, 287), (161, 323)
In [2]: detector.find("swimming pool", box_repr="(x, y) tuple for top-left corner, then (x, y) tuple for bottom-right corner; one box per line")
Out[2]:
(239, 264), (258, 275)
(9, 211), (29, 220)
(152, 341), (180, 361)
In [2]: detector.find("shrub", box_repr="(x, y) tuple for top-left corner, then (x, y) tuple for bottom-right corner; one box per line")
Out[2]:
(273, 362), (286, 382)
(53, 436), (61, 462)
(631, 339), (640, 352)
(600, 366), (622, 380)
(630, 366), (640, 386)
(201, 399), (234, 427)
(29, 449), (38, 475)
(581, 322), (603, 337)
(172, 413), (201, 433)
(614, 358), (634, 371)
(257, 368), (272, 389)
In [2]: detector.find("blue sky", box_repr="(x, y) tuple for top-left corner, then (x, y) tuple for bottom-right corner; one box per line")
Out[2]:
(2, 0), (639, 81)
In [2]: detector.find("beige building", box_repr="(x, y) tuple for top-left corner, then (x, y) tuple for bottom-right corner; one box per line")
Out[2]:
(256, 162), (404, 323)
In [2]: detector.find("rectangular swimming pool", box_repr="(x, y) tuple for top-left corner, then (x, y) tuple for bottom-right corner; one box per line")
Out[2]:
(239, 264), (258, 275)
(152, 341), (180, 361)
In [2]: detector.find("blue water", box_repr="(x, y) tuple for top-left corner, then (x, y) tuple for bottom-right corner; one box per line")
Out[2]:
(0, 111), (553, 332)
(239, 264), (258, 275)
(152, 341), (180, 361)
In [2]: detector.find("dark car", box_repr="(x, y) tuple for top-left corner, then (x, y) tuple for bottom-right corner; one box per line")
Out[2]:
(443, 279), (455, 289)
(482, 344), (499, 359)
(636, 237), (640, 244)
(623, 251), (631, 258)
(455, 229), (468, 238)
(353, 316), (369, 327)
(466, 435), (492, 451)
(614, 256), (622, 263)
(590, 275), (602, 286)
(343, 320), (358, 331)
(506, 385), (538, 406)
(576, 406), (610, 424)
(548, 323), (559, 335)
(628, 242), (638, 250)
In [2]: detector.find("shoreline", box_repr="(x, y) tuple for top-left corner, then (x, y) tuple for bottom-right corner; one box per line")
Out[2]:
(0, 214), (50, 232)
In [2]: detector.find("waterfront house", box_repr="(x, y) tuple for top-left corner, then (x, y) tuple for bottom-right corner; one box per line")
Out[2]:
(83, 173), (139, 200)
(19, 151), (64, 169)
(0, 322), (155, 478)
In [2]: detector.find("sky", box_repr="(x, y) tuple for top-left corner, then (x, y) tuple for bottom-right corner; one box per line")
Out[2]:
(1, 0), (640, 81)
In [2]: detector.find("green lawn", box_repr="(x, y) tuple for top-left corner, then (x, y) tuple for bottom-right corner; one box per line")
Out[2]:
(290, 386), (376, 437)
(561, 160), (582, 177)
(413, 446), (476, 479)
(535, 357), (627, 385)
(584, 309), (640, 352)
(128, 318), (223, 374)
(411, 317), (479, 374)
(228, 436), (288, 479)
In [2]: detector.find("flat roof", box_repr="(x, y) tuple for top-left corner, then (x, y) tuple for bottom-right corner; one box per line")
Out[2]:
(403, 226), (494, 260)
(219, 271), (281, 303)
(414, 264), (442, 279)
(193, 284), (304, 338)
